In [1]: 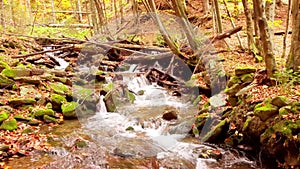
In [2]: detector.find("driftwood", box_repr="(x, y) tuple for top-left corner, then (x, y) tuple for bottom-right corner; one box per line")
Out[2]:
(12, 46), (75, 58)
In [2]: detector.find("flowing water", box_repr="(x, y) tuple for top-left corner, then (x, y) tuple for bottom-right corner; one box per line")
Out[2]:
(8, 73), (259, 169)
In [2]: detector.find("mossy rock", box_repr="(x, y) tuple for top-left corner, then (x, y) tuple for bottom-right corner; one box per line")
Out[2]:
(0, 145), (9, 152)
(254, 103), (278, 121)
(46, 102), (52, 109)
(1, 68), (31, 78)
(28, 120), (40, 126)
(0, 119), (17, 131)
(22, 128), (34, 134)
(0, 112), (9, 123)
(104, 91), (116, 112)
(0, 61), (10, 72)
(225, 83), (244, 96)
(34, 109), (55, 117)
(13, 115), (30, 122)
(8, 98), (36, 107)
(61, 102), (79, 118)
(49, 82), (70, 95)
(202, 119), (227, 142)
(228, 96), (239, 106)
(240, 73), (254, 83)
(279, 106), (293, 116)
(0, 74), (15, 88)
(227, 76), (241, 88)
(74, 140), (88, 148)
(235, 67), (256, 76)
(50, 94), (67, 105)
(20, 85), (42, 99)
(270, 96), (289, 107)
(43, 115), (57, 123)
(291, 102), (300, 112)
(14, 76), (42, 85)
(242, 116), (253, 131)
(125, 126), (135, 131)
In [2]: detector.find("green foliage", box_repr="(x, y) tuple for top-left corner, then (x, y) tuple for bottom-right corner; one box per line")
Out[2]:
(274, 69), (300, 94)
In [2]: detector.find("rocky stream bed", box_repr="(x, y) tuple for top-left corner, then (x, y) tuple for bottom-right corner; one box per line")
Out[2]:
(0, 31), (299, 169)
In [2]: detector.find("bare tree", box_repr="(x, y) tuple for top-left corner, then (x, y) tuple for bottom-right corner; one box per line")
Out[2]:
(242, 0), (255, 50)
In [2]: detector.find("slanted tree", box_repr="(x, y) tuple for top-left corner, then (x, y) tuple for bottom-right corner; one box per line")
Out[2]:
(286, 0), (300, 71)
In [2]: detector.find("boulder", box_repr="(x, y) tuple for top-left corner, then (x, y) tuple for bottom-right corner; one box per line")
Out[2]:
(235, 67), (256, 76)
(202, 119), (228, 142)
(61, 102), (79, 118)
(227, 76), (241, 88)
(0, 118), (17, 130)
(20, 85), (42, 99)
(254, 103), (278, 121)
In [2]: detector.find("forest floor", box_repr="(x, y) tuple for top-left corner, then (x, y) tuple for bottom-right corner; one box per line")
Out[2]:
(0, 1), (299, 168)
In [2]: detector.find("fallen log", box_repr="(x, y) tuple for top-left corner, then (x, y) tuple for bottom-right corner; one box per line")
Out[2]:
(12, 46), (75, 58)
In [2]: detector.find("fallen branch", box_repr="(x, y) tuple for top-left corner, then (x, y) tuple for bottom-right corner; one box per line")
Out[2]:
(210, 26), (243, 43)
(12, 46), (75, 58)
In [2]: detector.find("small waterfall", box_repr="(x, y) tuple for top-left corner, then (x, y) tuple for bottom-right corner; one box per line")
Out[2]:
(97, 95), (107, 113)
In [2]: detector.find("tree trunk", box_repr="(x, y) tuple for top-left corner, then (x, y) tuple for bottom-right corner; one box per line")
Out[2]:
(282, 0), (291, 58)
(253, 0), (277, 78)
(287, 0), (300, 71)
(203, 0), (210, 15)
(242, 0), (255, 50)
(212, 0), (223, 33)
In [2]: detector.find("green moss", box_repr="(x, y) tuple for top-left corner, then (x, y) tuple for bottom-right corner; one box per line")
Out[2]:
(202, 119), (227, 142)
(50, 82), (70, 95)
(254, 103), (278, 121)
(74, 140), (88, 148)
(46, 102), (52, 109)
(235, 67), (256, 76)
(34, 109), (55, 117)
(43, 115), (57, 123)
(0, 61), (10, 70)
(61, 102), (79, 118)
(0, 119), (17, 130)
(9, 98), (36, 106)
(240, 73), (254, 83)
(1, 68), (16, 78)
(270, 96), (289, 107)
(125, 126), (134, 131)
(0, 74), (15, 88)
(242, 116), (252, 131)
(50, 94), (67, 104)
(22, 128), (34, 134)
(13, 115), (30, 122)
(227, 76), (241, 88)
(0, 112), (9, 122)
(104, 82), (114, 92)
(28, 120), (40, 126)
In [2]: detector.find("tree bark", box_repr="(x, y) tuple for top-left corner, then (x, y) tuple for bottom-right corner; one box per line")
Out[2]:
(242, 0), (255, 50)
(253, 0), (277, 78)
(287, 0), (300, 71)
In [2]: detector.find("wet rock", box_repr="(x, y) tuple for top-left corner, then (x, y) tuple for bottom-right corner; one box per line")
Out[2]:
(104, 91), (116, 112)
(235, 67), (256, 76)
(198, 148), (222, 160)
(33, 108), (55, 117)
(1, 68), (31, 78)
(202, 119), (228, 142)
(74, 139), (88, 148)
(8, 98), (36, 107)
(270, 96), (289, 107)
(0, 118), (17, 130)
(49, 82), (71, 95)
(61, 102), (79, 118)
(0, 111), (9, 122)
(162, 110), (178, 121)
(43, 115), (57, 123)
(240, 73), (254, 83)
(50, 93), (67, 110)
(0, 74), (15, 88)
(254, 103), (278, 121)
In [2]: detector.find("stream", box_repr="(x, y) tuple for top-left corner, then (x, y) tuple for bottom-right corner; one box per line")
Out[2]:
(7, 58), (260, 169)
